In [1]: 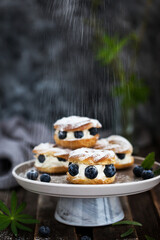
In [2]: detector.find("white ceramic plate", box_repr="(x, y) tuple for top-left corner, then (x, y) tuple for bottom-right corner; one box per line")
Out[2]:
(12, 157), (160, 198)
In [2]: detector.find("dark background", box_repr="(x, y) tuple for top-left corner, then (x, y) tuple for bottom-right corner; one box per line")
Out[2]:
(0, 0), (160, 155)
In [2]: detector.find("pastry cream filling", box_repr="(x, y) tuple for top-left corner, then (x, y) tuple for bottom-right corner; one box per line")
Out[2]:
(71, 163), (116, 179)
(116, 153), (132, 164)
(55, 129), (94, 140)
(35, 156), (68, 168)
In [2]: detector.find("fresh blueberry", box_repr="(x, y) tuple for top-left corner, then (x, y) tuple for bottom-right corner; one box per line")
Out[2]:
(74, 131), (84, 138)
(69, 162), (72, 165)
(58, 157), (67, 162)
(68, 163), (79, 176)
(104, 164), (116, 177)
(38, 154), (45, 163)
(39, 226), (50, 237)
(116, 153), (125, 160)
(89, 127), (98, 136)
(85, 166), (98, 179)
(133, 165), (144, 177)
(40, 173), (51, 182)
(81, 236), (91, 240)
(27, 170), (38, 180)
(142, 170), (154, 180)
(58, 131), (67, 139)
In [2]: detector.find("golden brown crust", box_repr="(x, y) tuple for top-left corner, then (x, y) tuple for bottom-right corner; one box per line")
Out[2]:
(69, 157), (115, 165)
(66, 173), (116, 184)
(34, 153), (69, 161)
(68, 148), (116, 165)
(54, 134), (99, 149)
(115, 156), (134, 169)
(35, 165), (68, 174)
(54, 122), (97, 131)
(53, 116), (102, 131)
(32, 143), (70, 159)
(94, 138), (132, 154)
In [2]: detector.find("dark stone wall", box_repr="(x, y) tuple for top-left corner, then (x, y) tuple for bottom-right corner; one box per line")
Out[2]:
(0, 0), (160, 145)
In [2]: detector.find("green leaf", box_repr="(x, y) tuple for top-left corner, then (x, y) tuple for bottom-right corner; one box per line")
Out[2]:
(141, 152), (155, 169)
(97, 34), (130, 64)
(121, 228), (134, 238)
(112, 220), (142, 226)
(15, 202), (26, 215)
(16, 222), (32, 232)
(11, 221), (18, 237)
(154, 168), (160, 176)
(11, 191), (17, 215)
(0, 219), (11, 231)
(0, 214), (10, 222)
(145, 235), (156, 240)
(0, 210), (3, 214)
(15, 214), (33, 219)
(17, 218), (39, 224)
(0, 200), (10, 216)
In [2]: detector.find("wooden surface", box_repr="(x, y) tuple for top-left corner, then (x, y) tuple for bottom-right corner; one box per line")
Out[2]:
(0, 184), (160, 240)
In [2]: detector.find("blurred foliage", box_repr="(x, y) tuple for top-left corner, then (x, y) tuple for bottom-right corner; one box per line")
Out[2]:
(97, 34), (130, 65)
(96, 33), (149, 110)
(113, 74), (149, 108)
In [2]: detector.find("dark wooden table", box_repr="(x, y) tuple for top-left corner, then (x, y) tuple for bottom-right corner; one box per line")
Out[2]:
(0, 183), (160, 240)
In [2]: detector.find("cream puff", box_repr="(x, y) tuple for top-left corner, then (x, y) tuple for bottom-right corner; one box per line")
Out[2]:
(94, 135), (134, 169)
(32, 143), (70, 173)
(53, 116), (102, 149)
(67, 148), (116, 184)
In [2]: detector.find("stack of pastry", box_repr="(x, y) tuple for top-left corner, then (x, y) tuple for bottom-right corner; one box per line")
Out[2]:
(33, 143), (71, 173)
(53, 116), (102, 149)
(33, 115), (134, 184)
(67, 148), (116, 184)
(94, 135), (134, 169)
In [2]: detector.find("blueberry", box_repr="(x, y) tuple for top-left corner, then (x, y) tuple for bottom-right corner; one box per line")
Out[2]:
(69, 162), (72, 165)
(40, 173), (51, 182)
(104, 164), (116, 177)
(85, 166), (98, 179)
(116, 153), (125, 160)
(68, 163), (79, 176)
(38, 154), (45, 163)
(58, 131), (67, 139)
(133, 165), (144, 177)
(142, 170), (154, 180)
(58, 157), (67, 162)
(27, 170), (38, 180)
(89, 127), (98, 136)
(74, 131), (84, 138)
(81, 236), (91, 240)
(39, 226), (50, 237)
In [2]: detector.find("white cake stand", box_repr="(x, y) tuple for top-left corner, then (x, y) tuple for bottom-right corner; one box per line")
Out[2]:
(12, 157), (160, 227)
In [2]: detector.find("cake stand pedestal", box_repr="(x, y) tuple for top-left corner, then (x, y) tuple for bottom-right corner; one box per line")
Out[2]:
(55, 197), (124, 226)
(12, 157), (160, 227)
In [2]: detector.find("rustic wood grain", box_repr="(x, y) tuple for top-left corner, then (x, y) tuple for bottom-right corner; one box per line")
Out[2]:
(128, 191), (160, 240)
(34, 195), (78, 240)
(1, 186), (160, 240)
(92, 196), (138, 240)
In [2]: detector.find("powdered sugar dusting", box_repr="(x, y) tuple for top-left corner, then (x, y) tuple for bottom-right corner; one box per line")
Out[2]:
(95, 139), (120, 150)
(33, 142), (71, 155)
(33, 143), (55, 151)
(69, 148), (115, 162)
(95, 135), (133, 153)
(107, 135), (133, 153)
(54, 116), (102, 130)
